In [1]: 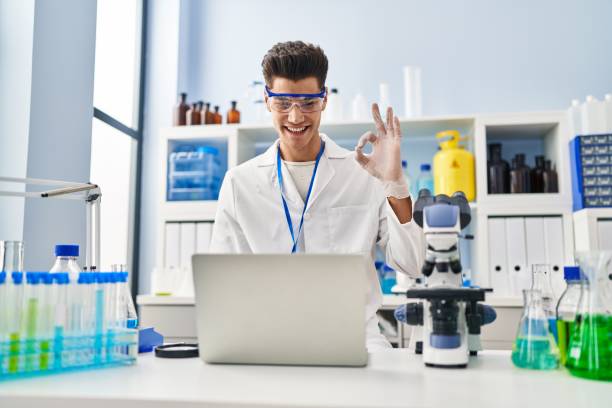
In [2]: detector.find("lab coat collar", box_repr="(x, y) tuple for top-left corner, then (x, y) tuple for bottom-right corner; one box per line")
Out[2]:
(256, 133), (352, 167)
(258, 134), (351, 209)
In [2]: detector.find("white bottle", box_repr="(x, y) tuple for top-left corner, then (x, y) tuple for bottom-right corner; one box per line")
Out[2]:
(50, 244), (82, 284)
(379, 83), (391, 114)
(568, 99), (582, 137)
(581, 95), (606, 134)
(604, 93), (612, 133)
(403, 66), (422, 117)
(351, 92), (368, 121)
(324, 88), (343, 122)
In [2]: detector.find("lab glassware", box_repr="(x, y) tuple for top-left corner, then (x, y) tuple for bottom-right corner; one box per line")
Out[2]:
(530, 155), (545, 193)
(531, 264), (557, 339)
(173, 92), (188, 126)
(1, 241), (24, 275)
(511, 289), (559, 370)
(556, 266), (582, 366)
(566, 251), (612, 381)
(50, 244), (81, 284)
(487, 143), (510, 194)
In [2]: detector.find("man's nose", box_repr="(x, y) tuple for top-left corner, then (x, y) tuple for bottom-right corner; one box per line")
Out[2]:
(287, 104), (304, 123)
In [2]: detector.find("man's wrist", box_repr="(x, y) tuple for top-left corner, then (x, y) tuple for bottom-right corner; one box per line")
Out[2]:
(383, 179), (410, 199)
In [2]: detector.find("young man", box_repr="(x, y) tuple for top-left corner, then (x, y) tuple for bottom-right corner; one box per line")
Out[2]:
(210, 41), (424, 350)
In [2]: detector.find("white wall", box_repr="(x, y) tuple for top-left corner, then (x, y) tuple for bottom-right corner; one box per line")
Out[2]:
(0, 0), (97, 270)
(186, 0), (612, 116)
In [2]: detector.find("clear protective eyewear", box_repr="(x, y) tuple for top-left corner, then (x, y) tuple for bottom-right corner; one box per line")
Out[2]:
(265, 86), (326, 113)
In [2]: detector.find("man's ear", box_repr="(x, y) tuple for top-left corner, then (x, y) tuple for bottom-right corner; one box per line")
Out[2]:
(321, 86), (328, 111)
(264, 95), (271, 112)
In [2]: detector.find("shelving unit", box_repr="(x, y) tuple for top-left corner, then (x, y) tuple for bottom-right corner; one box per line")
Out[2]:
(156, 110), (577, 306)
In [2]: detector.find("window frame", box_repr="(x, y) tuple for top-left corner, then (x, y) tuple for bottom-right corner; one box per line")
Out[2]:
(92, 0), (147, 298)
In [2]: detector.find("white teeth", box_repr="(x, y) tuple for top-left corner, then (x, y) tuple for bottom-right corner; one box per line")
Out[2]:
(286, 126), (306, 132)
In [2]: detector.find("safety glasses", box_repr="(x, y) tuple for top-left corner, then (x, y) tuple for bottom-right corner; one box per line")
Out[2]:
(265, 86), (326, 113)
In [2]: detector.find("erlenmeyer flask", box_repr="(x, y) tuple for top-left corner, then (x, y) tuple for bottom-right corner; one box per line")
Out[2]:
(566, 251), (612, 381)
(531, 264), (557, 340)
(511, 289), (559, 370)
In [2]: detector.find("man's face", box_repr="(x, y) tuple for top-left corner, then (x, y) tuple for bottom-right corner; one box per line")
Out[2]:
(266, 76), (326, 159)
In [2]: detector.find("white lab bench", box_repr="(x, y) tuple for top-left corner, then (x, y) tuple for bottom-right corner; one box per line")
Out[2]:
(137, 294), (523, 349)
(0, 350), (608, 407)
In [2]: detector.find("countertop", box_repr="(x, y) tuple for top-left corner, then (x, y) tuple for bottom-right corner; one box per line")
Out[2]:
(0, 350), (609, 408)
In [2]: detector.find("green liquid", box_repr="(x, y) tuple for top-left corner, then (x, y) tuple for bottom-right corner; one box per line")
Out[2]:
(566, 314), (612, 381)
(8, 332), (20, 373)
(39, 340), (50, 370)
(556, 320), (577, 366)
(511, 337), (559, 370)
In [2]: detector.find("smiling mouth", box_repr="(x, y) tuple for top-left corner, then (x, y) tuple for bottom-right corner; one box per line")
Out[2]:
(284, 125), (309, 135)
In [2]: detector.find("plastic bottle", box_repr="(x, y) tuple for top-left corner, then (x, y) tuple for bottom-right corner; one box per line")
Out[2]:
(379, 83), (391, 114)
(487, 143), (510, 194)
(543, 160), (558, 193)
(581, 95), (606, 134)
(324, 88), (343, 122)
(380, 264), (396, 295)
(401, 160), (413, 197)
(50, 245), (81, 285)
(173, 92), (188, 126)
(351, 92), (368, 121)
(530, 155), (545, 193)
(555, 266), (582, 366)
(433, 130), (475, 200)
(511, 289), (559, 370)
(403, 66), (422, 118)
(226, 100), (240, 124)
(415, 164), (434, 196)
(568, 99), (582, 136)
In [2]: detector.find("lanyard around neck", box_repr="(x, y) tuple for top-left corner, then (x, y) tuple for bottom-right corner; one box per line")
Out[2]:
(276, 140), (326, 253)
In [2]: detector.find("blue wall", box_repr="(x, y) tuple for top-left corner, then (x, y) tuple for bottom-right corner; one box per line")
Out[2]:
(182, 0), (612, 117)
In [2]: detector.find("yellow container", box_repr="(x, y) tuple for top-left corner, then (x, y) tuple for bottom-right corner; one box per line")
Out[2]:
(433, 130), (476, 201)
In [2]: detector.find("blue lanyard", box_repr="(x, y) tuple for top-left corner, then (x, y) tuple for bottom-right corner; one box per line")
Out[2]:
(276, 140), (326, 253)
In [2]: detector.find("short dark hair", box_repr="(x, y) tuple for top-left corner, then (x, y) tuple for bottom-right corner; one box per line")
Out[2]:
(262, 41), (328, 89)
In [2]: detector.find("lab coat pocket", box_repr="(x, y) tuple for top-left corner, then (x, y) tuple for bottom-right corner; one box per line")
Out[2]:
(328, 205), (377, 253)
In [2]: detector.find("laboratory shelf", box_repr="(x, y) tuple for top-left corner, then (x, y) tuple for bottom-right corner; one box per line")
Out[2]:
(160, 200), (217, 222)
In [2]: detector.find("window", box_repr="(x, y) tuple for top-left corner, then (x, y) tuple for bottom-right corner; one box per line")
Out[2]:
(90, 0), (146, 293)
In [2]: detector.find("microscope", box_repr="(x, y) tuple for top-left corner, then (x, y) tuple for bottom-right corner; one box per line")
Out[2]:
(398, 189), (495, 368)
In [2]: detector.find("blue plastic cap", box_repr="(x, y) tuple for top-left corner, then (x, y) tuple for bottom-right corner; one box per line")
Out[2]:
(118, 272), (128, 283)
(26, 272), (43, 284)
(420, 163), (431, 171)
(41, 273), (53, 285)
(53, 272), (69, 285)
(196, 146), (219, 155)
(564, 266), (581, 281)
(401, 160), (407, 168)
(383, 264), (395, 272)
(11, 272), (24, 284)
(55, 244), (79, 257)
(374, 261), (384, 269)
(0, 271), (6, 284)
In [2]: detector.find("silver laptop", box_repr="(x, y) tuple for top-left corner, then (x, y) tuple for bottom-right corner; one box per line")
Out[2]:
(192, 254), (368, 366)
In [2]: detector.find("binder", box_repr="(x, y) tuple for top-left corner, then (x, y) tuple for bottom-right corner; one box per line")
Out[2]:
(525, 216), (547, 269)
(180, 222), (196, 269)
(543, 217), (566, 297)
(196, 222), (214, 254)
(505, 217), (528, 296)
(597, 220), (612, 250)
(487, 218), (510, 296)
(164, 222), (181, 268)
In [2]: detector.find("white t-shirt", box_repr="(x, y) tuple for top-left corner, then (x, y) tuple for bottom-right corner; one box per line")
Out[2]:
(282, 160), (315, 202)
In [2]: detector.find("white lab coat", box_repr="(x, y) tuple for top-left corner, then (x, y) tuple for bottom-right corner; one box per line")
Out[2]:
(209, 134), (425, 350)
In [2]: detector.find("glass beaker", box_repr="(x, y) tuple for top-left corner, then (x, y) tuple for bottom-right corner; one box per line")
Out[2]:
(511, 289), (559, 370)
(531, 264), (557, 340)
(566, 251), (612, 381)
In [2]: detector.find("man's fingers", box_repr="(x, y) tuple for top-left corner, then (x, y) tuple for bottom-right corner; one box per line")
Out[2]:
(371, 103), (386, 135)
(354, 146), (370, 167)
(393, 116), (402, 140)
(386, 107), (394, 134)
(356, 131), (378, 149)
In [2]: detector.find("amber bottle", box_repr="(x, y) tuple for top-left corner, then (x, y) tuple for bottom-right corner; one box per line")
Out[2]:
(510, 154), (531, 193)
(530, 155), (545, 193)
(173, 92), (189, 126)
(543, 160), (559, 193)
(213, 106), (222, 124)
(196, 101), (204, 124)
(186, 103), (201, 126)
(204, 102), (214, 124)
(227, 100), (241, 124)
